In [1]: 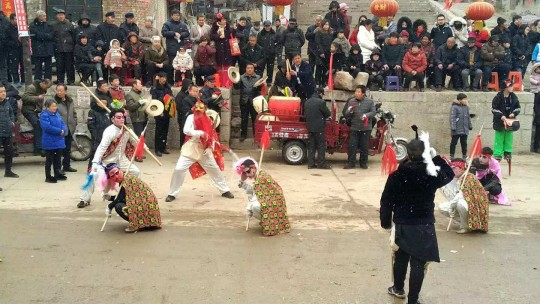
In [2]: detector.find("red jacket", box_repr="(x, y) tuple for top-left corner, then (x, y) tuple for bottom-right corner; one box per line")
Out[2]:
(195, 44), (217, 67)
(349, 29), (358, 46)
(402, 50), (427, 73)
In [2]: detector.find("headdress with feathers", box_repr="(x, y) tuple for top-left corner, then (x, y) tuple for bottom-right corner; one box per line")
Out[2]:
(411, 125), (440, 177)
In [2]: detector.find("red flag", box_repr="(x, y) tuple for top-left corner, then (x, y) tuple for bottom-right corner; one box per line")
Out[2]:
(381, 143), (399, 175)
(328, 53), (334, 90)
(444, 0), (462, 10)
(135, 134), (145, 159)
(260, 130), (271, 150)
(469, 134), (483, 158)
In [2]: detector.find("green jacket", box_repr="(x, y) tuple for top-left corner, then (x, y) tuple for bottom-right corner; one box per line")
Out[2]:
(21, 81), (48, 114)
(125, 89), (148, 123)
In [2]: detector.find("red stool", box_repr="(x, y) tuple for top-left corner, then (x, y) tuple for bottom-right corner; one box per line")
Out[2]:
(486, 72), (499, 92)
(507, 71), (523, 91)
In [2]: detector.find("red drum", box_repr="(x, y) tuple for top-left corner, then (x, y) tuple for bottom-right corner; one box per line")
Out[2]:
(268, 96), (301, 120)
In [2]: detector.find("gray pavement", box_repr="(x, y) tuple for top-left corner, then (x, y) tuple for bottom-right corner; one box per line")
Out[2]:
(1, 151), (540, 303)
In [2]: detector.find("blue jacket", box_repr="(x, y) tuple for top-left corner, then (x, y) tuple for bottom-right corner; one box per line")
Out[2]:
(40, 109), (67, 150)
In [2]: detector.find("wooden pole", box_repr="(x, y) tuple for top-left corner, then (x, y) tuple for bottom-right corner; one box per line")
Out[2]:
(21, 36), (33, 86)
(80, 83), (162, 166)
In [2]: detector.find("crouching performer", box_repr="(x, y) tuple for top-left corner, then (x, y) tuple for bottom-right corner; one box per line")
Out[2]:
(104, 163), (161, 233)
(439, 158), (489, 234)
(166, 101), (234, 202)
(234, 157), (291, 236)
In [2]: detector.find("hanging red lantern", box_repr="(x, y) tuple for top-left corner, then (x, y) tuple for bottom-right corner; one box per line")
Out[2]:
(266, 0), (294, 16)
(465, 1), (495, 31)
(465, 1), (495, 20)
(370, 0), (399, 27)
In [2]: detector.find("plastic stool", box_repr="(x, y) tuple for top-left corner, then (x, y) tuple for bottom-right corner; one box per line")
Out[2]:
(487, 72), (499, 92)
(385, 76), (400, 91)
(507, 71), (523, 91)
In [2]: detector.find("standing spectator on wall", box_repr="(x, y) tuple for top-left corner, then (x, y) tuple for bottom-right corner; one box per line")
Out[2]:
(190, 14), (211, 60)
(52, 9), (76, 85)
(75, 14), (97, 46)
(162, 9), (190, 65)
(241, 34), (265, 77)
(96, 12), (122, 54)
(119, 12), (139, 44)
(281, 18), (305, 62)
(30, 11), (54, 81)
(511, 25), (530, 79)
(234, 17), (251, 74)
(210, 13), (234, 85)
(306, 15), (323, 73)
(357, 19), (379, 63)
(258, 20), (279, 85)
(139, 16), (160, 50)
(6, 14), (23, 87)
(340, 3), (351, 38)
(54, 84), (77, 173)
(325, 1), (345, 35)
(508, 15), (522, 38)
(0, 11), (9, 83)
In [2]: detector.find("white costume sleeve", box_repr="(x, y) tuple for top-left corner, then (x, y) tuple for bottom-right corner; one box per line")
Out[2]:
(183, 114), (204, 138)
(92, 125), (117, 164)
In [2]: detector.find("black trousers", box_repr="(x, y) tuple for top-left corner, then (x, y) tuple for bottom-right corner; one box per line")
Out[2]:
(263, 56), (275, 84)
(33, 56), (52, 80)
(393, 248), (427, 304)
(435, 65), (461, 88)
(403, 72), (425, 89)
(534, 123), (540, 152)
(450, 134), (468, 157)
(62, 132), (72, 169)
(194, 66), (217, 86)
(308, 131), (326, 167)
(1, 136), (13, 172)
(44, 149), (62, 178)
(22, 112), (42, 152)
(308, 51), (317, 74)
(368, 74), (384, 89)
(347, 130), (370, 166)
(56, 52), (75, 83)
(154, 115), (170, 153)
(146, 62), (172, 85)
(77, 63), (96, 83)
(240, 100), (257, 138)
(7, 48), (24, 83)
(132, 121), (146, 137)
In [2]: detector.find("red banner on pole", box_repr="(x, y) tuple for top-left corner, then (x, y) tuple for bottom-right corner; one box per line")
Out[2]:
(13, 0), (28, 37)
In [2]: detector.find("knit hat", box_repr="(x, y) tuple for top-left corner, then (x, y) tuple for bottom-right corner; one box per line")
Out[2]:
(400, 30), (409, 37)
(263, 20), (271, 26)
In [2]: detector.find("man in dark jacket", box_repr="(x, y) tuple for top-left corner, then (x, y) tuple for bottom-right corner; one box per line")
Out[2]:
(305, 16), (323, 73)
(54, 84), (77, 173)
(258, 20), (280, 84)
(238, 64), (262, 141)
(52, 10), (76, 85)
(241, 35), (265, 76)
(21, 78), (52, 155)
(177, 83), (198, 146)
(380, 137), (454, 304)
(30, 11), (55, 81)
(234, 17), (251, 73)
(382, 32), (406, 81)
(200, 75), (222, 114)
(0, 85), (19, 179)
(161, 9), (190, 62)
(0, 13), (9, 83)
(6, 14), (23, 87)
(492, 80), (521, 160)
(75, 14), (97, 46)
(490, 17), (510, 42)
(151, 72), (174, 157)
(457, 37), (483, 91)
(507, 15), (522, 38)
(74, 35), (96, 85)
(119, 12), (139, 44)
(430, 14), (453, 49)
(280, 19), (305, 62)
(325, 1), (346, 35)
(480, 35), (506, 91)
(434, 37), (461, 91)
(289, 54), (316, 102)
(304, 88), (331, 169)
(95, 12), (121, 54)
(342, 85), (376, 169)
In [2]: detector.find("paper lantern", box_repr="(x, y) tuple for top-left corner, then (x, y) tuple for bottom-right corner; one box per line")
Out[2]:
(370, 0), (399, 27)
(466, 1), (495, 31)
(267, 0), (294, 16)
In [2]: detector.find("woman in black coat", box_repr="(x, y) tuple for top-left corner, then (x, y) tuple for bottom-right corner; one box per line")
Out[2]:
(210, 15), (234, 68)
(29, 15), (55, 80)
(511, 25), (530, 78)
(314, 20), (334, 87)
(397, 17), (413, 40)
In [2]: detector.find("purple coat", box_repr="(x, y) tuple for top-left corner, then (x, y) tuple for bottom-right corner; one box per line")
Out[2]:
(210, 23), (234, 66)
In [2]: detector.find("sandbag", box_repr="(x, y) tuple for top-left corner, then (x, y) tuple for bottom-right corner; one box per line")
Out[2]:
(334, 71), (354, 91)
(354, 72), (369, 87)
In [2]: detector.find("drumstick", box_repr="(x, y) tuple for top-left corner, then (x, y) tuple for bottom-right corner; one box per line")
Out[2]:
(245, 216), (251, 231)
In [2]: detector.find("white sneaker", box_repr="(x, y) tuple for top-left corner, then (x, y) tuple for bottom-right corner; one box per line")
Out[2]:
(105, 207), (112, 216)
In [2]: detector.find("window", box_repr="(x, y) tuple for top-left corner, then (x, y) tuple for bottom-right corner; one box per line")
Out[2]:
(46, 0), (103, 24)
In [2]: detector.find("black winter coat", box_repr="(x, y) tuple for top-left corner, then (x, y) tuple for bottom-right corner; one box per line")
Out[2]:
(397, 17), (413, 38)
(119, 21), (140, 43)
(305, 24), (319, 55)
(281, 26), (305, 56)
(151, 82), (173, 103)
(95, 22), (121, 52)
(210, 24), (234, 66)
(512, 33), (529, 68)
(380, 156), (454, 228)
(501, 47), (512, 65)
(430, 24), (453, 48)
(435, 44), (459, 66)
(234, 24), (250, 50)
(490, 26), (511, 42)
(0, 98), (15, 138)
(241, 44), (265, 68)
(76, 17), (97, 46)
(382, 43), (405, 66)
(291, 61), (316, 98)
(257, 28), (279, 58)
(348, 45), (364, 68)
(492, 92), (521, 131)
(324, 11), (345, 34)
(52, 20), (76, 53)
(457, 45), (482, 69)
(365, 59), (384, 75)
(74, 42), (94, 65)
(87, 89), (112, 143)
(161, 19), (190, 58)
(304, 93), (331, 132)
(315, 30), (334, 57)
(0, 15), (9, 43)
(6, 23), (21, 52)
(29, 18), (54, 57)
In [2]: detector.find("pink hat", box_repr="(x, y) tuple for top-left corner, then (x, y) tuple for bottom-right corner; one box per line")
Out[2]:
(400, 30), (410, 37)
(340, 3), (349, 10)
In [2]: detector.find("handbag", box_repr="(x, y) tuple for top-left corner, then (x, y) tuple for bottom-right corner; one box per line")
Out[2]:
(504, 118), (520, 131)
(180, 141), (203, 161)
(229, 34), (241, 57)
